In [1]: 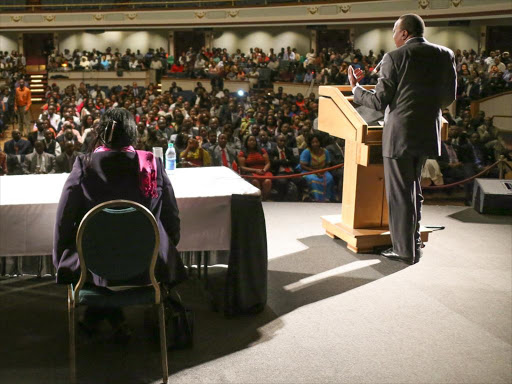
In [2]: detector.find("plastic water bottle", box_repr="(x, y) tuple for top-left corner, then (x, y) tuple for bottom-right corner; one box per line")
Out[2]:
(165, 143), (176, 171)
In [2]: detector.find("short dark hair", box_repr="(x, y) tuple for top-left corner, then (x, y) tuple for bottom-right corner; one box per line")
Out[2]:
(398, 14), (425, 37)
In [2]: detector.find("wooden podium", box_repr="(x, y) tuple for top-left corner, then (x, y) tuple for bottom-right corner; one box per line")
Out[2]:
(318, 85), (447, 253)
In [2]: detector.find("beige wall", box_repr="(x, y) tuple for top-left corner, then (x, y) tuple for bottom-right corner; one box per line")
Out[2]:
(161, 78), (250, 94)
(58, 30), (168, 53)
(0, 33), (18, 53)
(212, 27), (311, 56)
(479, 93), (512, 130)
(48, 70), (150, 89)
(353, 25), (481, 54)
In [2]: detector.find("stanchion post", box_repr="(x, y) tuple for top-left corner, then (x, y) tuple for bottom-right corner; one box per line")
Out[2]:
(498, 155), (505, 179)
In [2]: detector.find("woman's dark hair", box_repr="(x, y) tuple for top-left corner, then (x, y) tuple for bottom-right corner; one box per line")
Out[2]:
(243, 134), (262, 154)
(307, 133), (323, 149)
(87, 108), (136, 157)
(81, 113), (94, 131)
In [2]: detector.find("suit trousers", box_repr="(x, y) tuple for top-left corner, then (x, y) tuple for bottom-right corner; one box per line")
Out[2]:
(383, 155), (427, 259)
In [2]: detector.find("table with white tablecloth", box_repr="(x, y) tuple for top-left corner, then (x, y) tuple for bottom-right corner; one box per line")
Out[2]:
(0, 167), (268, 315)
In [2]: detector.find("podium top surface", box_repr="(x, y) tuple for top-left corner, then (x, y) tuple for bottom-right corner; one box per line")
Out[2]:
(318, 85), (382, 143)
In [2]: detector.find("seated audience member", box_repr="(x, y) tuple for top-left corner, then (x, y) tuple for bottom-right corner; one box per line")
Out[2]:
(53, 108), (185, 341)
(28, 120), (48, 146)
(300, 133), (334, 202)
(179, 137), (211, 167)
(258, 129), (277, 153)
(439, 127), (475, 205)
(201, 130), (218, 152)
(57, 127), (80, 146)
(238, 135), (273, 200)
(210, 133), (237, 169)
(468, 132), (492, 169)
(421, 159), (444, 187)
(0, 148), (7, 175)
(279, 123), (298, 149)
(43, 128), (61, 156)
(135, 122), (148, 149)
(23, 140), (56, 174)
(81, 114), (95, 136)
(269, 134), (303, 201)
(222, 124), (242, 152)
(325, 137), (345, 201)
(43, 104), (61, 131)
(55, 141), (79, 173)
(296, 124), (311, 152)
(144, 126), (167, 152)
(4, 129), (32, 160)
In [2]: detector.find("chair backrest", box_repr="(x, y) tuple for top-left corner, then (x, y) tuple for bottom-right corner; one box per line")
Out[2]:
(76, 200), (160, 284)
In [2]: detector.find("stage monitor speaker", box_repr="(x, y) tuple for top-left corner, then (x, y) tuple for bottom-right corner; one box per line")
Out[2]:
(472, 178), (512, 215)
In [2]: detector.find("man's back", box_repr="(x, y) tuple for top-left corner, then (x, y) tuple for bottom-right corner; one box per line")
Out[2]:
(355, 37), (456, 158)
(386, 38), (455, 158)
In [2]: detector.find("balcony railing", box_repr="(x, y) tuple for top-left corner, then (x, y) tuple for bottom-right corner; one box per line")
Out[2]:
(0, 0), (339, 12)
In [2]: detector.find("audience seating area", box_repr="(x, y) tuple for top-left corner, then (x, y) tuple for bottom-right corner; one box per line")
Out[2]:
(1, 44), (511, 204)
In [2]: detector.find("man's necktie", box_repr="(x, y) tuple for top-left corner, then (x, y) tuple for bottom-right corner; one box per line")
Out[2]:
(221, 148), (229, 167)
(280, 149), (291, 173)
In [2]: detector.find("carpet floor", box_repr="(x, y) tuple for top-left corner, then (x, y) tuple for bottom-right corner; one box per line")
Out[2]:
(0, 203), (510, 384)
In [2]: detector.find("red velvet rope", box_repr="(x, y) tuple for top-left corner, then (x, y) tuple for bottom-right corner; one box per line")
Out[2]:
(239, 160), (504, 188)
(423, 160), (501, 190)
(239, 163), (344, 179)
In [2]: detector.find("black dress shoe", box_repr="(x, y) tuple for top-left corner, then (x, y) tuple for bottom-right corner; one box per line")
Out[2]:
(380, 248), (414, 265)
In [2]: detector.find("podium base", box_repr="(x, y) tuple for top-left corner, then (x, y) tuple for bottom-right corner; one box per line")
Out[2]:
(321, 215), (432, 254)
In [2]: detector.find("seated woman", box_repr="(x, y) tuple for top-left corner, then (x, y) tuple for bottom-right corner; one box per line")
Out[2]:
(53, 108), (185, 341)
(179, 137), (211, 167)
(300, 133), (334, 202)
(238, 135), (273, 200)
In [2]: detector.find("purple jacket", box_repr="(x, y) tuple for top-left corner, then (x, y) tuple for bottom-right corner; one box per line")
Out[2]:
(52, 150), (185, 287)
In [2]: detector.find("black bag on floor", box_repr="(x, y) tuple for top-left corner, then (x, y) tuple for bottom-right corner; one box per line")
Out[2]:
(164, 296), (194, 350)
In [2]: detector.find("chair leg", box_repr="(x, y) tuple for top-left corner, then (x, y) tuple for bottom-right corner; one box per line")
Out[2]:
(157, 302), (168, 384)
(68, 287), (77, 384)
(197, 252), (202, 279)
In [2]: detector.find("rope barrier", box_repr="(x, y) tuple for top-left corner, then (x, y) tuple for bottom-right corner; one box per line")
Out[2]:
(423, 160), (501, 190)
(239, 159), (508, 187)
(239, 163), (344, 179)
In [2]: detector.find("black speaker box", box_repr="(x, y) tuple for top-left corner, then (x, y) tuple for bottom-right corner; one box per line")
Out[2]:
(472, 178), (512, 215)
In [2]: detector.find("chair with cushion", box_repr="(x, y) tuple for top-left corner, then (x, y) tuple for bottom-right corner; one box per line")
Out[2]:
(68, 199), (168, 384)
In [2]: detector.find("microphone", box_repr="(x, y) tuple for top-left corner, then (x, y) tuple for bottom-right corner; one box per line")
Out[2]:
(371, 61), (382, 75)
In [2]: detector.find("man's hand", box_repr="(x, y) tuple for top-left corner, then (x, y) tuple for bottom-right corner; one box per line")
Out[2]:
(348, 65), (364, 88)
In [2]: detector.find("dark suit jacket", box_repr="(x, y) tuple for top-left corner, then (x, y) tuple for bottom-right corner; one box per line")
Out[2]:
(354, 37), (456, 158)
(3, 138), (32, 156)
(23, 152), (56, 174)
(209, 144), (238, 168)
(268, 146), (298, 174)
(260, 141), (277, 154)
(53, 151), (185, 287)
(55, 152), (79, 173)
(326, 143), (344, 165)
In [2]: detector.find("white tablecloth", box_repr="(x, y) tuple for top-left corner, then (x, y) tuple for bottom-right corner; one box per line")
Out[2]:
(0, 167), (260, 256)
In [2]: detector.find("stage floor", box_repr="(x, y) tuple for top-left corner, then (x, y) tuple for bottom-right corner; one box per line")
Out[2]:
(1, 203), (511, 384)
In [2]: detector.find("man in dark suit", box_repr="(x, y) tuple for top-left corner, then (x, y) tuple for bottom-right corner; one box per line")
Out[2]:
(55, 141), (79, 173)
(210, 133), (238, 169)
(4, 130), (32, 171)
(348, 14), (456, 264)
(23, 140), (56, 174)
(4, 129), (32, 156)
(268, 134), (303, 201)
